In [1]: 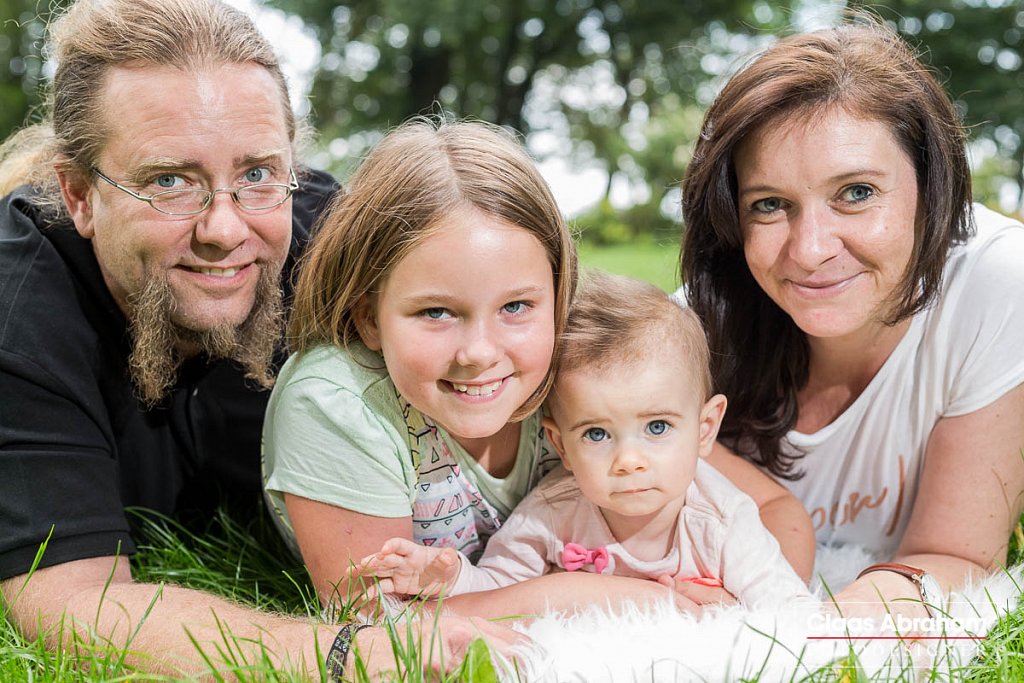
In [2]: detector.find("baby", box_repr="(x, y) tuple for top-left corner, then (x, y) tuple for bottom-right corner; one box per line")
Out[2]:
(360, 271), (813, 608)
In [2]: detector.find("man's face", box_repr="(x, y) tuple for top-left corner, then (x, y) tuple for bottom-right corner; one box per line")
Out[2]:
(63, 62), (293, 335)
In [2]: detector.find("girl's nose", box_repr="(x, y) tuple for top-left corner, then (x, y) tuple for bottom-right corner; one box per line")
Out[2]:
(454, 319), (501, 369)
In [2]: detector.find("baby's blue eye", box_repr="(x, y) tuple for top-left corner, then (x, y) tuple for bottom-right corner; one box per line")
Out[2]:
(583, 427), (608, 442)
(244, 167), (272, 183)
(646, 420), (669, 436)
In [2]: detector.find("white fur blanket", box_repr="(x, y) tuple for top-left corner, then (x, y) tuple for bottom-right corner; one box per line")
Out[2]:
(511, 545), (1023, 681)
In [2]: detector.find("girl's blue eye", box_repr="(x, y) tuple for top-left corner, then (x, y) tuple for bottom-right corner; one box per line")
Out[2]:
(841, 184), (874, 202)
(583, 427), (608, 442)
(502, 301), (527, 314)
(646, 420), (669, 436)
(751, 197), (783, 213)
(422, 308), (449, 320)
(243, 167), (272, 184)
(155, 174), (181, 189)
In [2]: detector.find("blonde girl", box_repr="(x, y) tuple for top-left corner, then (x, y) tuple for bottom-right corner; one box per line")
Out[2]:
(262, 118), (577, 606)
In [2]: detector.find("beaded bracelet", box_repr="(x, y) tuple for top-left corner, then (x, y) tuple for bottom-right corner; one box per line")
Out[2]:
(326, 622), (372, 682)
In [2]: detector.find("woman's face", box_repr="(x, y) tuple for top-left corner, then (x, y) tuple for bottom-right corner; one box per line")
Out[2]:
(734, 108), (919, 344)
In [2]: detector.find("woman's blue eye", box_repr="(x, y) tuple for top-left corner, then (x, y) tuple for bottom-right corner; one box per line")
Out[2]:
(502, 301), (527, 314)
(646, 420), (669, 436)
(583, 427), (608, 442)
(842, 184), (874, 202)
(155, 174), (181, 189)
(243, 167), (271, 184)
(751, 197), (783, 213)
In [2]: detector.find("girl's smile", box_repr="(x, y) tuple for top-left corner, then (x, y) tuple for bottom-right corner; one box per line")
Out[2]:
(357, 205), (556, 452)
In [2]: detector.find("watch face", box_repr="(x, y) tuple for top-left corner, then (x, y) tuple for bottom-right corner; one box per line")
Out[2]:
(919, 573), (942, 612)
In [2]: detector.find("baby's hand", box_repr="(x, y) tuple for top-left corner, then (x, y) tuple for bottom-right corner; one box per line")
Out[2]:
(356, 538), (462, 598)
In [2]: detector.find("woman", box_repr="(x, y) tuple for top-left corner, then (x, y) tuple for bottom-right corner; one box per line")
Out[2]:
(680, 20), (1024, 616)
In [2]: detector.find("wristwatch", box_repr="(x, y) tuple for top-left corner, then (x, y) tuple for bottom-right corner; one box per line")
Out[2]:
(857, 562), (941, 617)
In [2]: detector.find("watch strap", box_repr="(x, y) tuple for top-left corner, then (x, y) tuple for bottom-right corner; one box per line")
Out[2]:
(856, 562), (934, 617)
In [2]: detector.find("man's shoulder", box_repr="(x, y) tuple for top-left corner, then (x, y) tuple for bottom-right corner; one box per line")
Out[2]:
(0, 189), (100, 353)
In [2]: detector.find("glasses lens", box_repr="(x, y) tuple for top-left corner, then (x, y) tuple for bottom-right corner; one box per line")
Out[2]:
(237, 184), (291, 210)
(151, 189), (211, 215)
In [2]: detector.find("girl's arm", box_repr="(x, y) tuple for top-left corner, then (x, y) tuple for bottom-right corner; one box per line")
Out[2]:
(835, 383), (1024, 614)
(285, 493), (413, 606)
(705, 441), (816, 582)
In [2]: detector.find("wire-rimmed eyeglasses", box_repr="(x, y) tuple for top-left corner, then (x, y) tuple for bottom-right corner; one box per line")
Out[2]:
(91, 167), (299, 216)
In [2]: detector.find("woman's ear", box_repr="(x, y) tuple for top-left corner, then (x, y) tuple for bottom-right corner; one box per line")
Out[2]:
(352, 294), (382, 351)
(697, 394), (728, 458)
(56, 164), (96, 239)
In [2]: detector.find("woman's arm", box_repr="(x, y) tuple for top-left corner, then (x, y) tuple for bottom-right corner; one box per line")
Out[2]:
(836, 383), (1024, 613)
(705, 442), (816, 582)
(285, 493), (412, 606)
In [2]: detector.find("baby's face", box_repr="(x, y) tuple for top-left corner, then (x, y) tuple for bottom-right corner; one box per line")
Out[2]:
(545, 351), (725, 540)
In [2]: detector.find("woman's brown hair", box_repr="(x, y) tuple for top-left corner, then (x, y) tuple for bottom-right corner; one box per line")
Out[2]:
(681, 19), (972, 479)
(289, 117), (578, 422)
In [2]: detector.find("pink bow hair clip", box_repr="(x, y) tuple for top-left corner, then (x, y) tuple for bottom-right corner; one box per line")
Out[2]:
(561, 542), (609, 573)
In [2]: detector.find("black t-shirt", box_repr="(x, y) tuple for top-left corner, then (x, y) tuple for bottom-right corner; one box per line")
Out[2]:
(0, 169), (337, 579)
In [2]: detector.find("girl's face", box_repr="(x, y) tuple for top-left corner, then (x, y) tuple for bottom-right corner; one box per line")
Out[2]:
(734, 108), (918, 345)
(358, 206), (556, 443)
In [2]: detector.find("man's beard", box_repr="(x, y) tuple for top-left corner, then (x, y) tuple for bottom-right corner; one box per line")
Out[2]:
(127, 266), (284, 405)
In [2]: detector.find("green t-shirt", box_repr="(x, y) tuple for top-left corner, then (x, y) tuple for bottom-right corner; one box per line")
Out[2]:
(262, 342), (557, 552)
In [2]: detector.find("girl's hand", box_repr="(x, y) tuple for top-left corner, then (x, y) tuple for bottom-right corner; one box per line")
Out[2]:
(355, 537), (462, 598)
(656, 574), (738, 607)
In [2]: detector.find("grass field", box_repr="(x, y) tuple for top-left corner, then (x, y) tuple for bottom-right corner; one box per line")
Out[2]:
(577, 239), (681, 293)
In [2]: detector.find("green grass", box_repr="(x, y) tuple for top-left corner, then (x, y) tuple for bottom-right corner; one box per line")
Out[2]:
(577, 239), (681, 293)
(3, 508), (1023, 680)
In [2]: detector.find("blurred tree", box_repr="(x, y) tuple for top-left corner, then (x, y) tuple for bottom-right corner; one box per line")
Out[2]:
(267, 0), (787, 237)
(0, 0), (54, 136)
(850, 0), (1024, 213)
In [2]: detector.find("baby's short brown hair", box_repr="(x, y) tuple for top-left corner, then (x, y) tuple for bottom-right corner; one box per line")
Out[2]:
(556, 271), (712, 400)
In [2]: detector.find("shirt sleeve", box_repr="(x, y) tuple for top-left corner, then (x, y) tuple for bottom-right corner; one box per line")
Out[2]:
(942, 215), (1024, 417)
(263, 371), (415, 520)
(449, 488), (555, 594)
(715, 492), (816, 609)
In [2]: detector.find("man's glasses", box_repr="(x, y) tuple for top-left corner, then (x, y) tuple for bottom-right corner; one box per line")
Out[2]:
(91, 167), (299, 216)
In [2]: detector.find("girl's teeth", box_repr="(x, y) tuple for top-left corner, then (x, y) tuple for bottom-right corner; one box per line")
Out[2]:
(451, 380), (502, 396)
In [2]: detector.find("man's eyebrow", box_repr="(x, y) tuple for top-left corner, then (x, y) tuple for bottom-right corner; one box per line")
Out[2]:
(235, 149), (290, 167)
(125, 158), (200, 184)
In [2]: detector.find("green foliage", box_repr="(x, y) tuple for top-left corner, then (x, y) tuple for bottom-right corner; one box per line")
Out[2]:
(577, 237), (680, 292)
(849, 1), (1024, 212)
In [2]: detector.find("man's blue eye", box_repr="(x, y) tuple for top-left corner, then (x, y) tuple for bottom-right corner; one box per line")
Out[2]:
(647, 420), (669, 436)
(244, 167), (271, 183)
(155, 175), (180, 188)
(583, 427), (608, 442)
(423, 308), (447, 319)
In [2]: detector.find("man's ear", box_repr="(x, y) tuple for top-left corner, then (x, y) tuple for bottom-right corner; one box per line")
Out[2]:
(697, 393), (728, 458)
(352, 294), (382, 351)
(56, 163), (96, 239)
(542, 415), (571, 471)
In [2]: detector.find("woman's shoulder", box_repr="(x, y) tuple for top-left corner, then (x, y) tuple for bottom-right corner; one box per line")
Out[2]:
(947, 204), (1024, 286)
